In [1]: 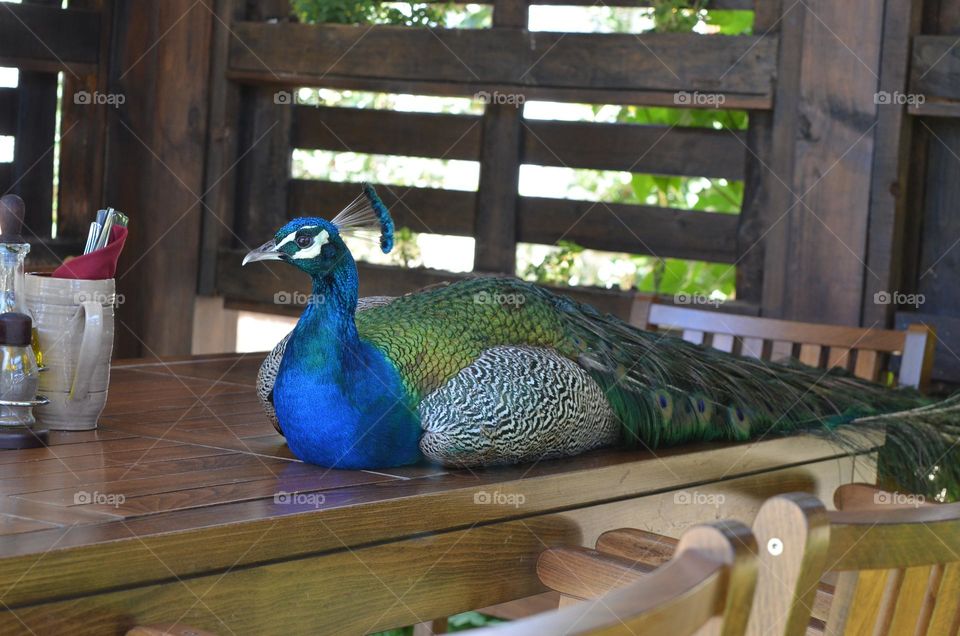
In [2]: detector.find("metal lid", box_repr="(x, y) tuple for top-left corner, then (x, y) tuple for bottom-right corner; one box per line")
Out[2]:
(0, 313), (32, 346)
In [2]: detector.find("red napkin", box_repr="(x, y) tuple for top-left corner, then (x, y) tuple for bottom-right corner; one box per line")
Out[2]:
(52, 225), (128, 280)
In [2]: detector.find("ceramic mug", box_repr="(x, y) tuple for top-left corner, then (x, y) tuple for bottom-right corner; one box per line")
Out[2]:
(25, 274), (116, 430)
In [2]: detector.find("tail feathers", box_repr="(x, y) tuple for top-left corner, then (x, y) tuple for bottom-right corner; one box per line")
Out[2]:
(833, 395), (960, 500)
(530, 284), (955, 500)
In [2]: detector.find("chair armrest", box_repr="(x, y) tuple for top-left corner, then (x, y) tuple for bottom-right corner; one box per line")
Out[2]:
(833, 483), (936, 511)
(536, 546), (654, 600)
(595, 527), (679, 567)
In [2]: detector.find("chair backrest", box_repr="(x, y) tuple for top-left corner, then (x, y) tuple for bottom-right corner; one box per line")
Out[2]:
(748, 492), (960, 636)
(630, 297), (936, 390)
(478, 521), (758, 636)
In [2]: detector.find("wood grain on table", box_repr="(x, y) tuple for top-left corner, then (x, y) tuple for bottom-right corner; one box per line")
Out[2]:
(0, 354), (870, 635)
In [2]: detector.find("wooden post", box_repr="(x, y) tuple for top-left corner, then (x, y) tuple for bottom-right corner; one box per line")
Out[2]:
(11, 0), (59, 240)
(473, 0), (527, 274)
(761, 0), (887, 326)
(58, 0), (112, 242)
(737, 0), (784, 304)
(860, 0), (924, 327)
(106, 0), (212, 357)
(198, 0), (245, 295)
(758, 0), (805, 318)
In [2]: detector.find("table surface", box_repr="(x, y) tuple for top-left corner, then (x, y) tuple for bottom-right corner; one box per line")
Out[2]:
(0, 354), (862, 629)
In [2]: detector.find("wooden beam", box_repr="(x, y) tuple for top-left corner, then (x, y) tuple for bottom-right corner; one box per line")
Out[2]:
(911, 35), (960, 101)
(523, 121), (747, 179)
(291, 106), (481, 160)
(57, 0), (113, 243)
(474, 100), (521, 273)
(291, 106), (746, 179)
(518, 197), (739, 263)
(860, 0), (923, 326)
(228, 23), (777, 99)
(233, 85), (293, 247)
(107, 1), (213, 357)
(0, 88), (16, 137)
(12, 36), (57, 239)
(217, 248), (640, 319)
(227, 74), (774, 110)
(0, 3), (100, 73)
(288, 180), (736, 261)
(735, 0), (781, 304)
(288, 180), (476, 236)
(759, 0), (805, 319)
(198, 0), (247, 295)
(0, 164), (11, 194)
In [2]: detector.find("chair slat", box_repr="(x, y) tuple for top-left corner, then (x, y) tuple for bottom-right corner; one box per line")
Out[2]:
(741, 337), (764, 359)
(899, 324), (936, 390)
(769, 340), (794, 362)
(887, 565), (939, 636)
(683, 329), (705, 345)
(827, 347), (851, 371)
(927, 562), (960, 636)
(853, 350), (881, 381)
(799, 344), (822, 368)
(712, 333), (735, 353)
(827, 569), (899, 635)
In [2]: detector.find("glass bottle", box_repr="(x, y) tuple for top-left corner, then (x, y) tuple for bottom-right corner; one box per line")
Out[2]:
(0, 241), (40, 366)
(0, 196), (41, 366)
(0, 312), (40, 428)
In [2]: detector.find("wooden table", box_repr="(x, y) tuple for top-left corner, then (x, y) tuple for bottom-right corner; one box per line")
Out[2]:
(0, 355), (873, 635)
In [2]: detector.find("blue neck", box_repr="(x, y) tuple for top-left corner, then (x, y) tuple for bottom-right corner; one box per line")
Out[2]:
(273, 260), (422, 469)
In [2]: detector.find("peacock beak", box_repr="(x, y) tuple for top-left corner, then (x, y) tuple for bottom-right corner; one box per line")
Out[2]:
(242, 239), (283, 266)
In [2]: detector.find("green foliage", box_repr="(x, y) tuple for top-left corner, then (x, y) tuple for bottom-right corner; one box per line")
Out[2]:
(650, 0), (708, 32)
(290, 0), (449, 26)
(523, 241), (584, 286)
(635, 258), (734, 297)
(393, 226), (421, 268)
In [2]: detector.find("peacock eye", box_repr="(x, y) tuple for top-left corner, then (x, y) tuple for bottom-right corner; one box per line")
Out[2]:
(296, 234), (314, 248)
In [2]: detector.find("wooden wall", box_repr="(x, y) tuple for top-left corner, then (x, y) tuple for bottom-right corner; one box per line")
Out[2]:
(895, 0), (960, 384)
(208, 0), (774, 321)
(0, 0), (107, 264)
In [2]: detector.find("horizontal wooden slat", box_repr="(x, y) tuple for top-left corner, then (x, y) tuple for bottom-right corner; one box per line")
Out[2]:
(907, 100), (960, 118)
(288, 179), (476, 235)
(292, 106), (745, 179)
(229, 23), (776, 100)
(650, 304), (908, 352)
(0, 88), (16, 136)
(524, 120), (746, 179)
(218, 248), (638, 318)
(0, 3), (100, 72)
(519, 196), (739, 262)
(911, 35), (960, 102)
(287, 181), (738, 262)
(292, 106), (481, 160)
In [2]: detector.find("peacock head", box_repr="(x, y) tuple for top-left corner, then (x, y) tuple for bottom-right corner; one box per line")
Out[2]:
(241, 184), (394, 280)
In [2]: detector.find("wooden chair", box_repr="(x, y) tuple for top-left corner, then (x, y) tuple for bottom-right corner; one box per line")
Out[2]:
(541, 489), (960, 636)
(470, 521), (758, 636)
(630, 297), (937, 390)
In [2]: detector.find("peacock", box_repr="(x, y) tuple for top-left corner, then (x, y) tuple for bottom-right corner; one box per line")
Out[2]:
(244, 185), (959, 498)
